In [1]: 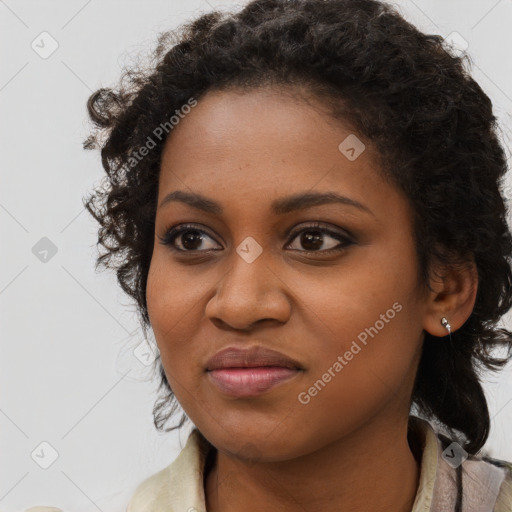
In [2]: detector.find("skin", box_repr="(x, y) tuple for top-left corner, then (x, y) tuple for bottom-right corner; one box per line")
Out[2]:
(146, 86), (478, 512)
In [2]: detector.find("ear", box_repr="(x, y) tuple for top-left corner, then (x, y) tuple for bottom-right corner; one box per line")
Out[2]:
(422, 256), (478, 337)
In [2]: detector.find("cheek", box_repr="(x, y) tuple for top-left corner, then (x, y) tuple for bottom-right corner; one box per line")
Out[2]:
(304, 292), (418, 382)
(296, 249), (423, 407)
(146, 252), (200, 337)
(295, 301), (422, 444)
(294, 253), (411, 348)
(146, 258), (172, 340)
(145, 254), (206, 393)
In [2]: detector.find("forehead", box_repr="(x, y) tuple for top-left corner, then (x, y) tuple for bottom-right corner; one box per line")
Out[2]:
(161, 88), (370, 181)
(156, 87), (408, 223)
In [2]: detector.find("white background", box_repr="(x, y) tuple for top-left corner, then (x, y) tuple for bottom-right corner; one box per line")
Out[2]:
(1, 0), (511, 510)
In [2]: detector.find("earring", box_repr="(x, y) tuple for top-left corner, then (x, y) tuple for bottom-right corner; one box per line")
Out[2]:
(440, 317), (451, 334)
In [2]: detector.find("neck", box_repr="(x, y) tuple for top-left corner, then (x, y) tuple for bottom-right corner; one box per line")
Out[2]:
(204, 416), (422, 512)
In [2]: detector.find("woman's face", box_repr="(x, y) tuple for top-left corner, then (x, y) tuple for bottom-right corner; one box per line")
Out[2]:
(146, 86), (429, 460)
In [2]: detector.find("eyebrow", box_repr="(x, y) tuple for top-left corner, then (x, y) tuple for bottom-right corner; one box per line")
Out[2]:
(158, 190), (374, 216)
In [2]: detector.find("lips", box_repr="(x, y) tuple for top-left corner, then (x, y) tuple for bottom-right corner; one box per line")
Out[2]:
(205, 345), (303, 371)
(205, 345), (303, 398)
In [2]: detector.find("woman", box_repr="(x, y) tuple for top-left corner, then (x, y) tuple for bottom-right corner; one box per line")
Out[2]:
(82, 0), (512, 510)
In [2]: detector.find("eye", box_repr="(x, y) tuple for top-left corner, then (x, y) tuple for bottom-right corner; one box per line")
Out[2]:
(158, 224), (221, 252)
(286, 222), (354, 254)
(158, 222), (354, 254)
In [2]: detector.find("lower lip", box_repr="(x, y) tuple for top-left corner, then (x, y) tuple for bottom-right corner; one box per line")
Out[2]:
(207, 367), (300, 397)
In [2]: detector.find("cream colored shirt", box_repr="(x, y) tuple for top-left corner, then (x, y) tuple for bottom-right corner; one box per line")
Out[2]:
(126, 417), (512, 512)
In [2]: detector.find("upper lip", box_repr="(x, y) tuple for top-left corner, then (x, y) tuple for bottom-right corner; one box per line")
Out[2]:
(206, 345), (303, 371)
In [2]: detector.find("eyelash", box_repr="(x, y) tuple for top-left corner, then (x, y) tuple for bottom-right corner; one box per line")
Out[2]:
(157, 222), (355, 255)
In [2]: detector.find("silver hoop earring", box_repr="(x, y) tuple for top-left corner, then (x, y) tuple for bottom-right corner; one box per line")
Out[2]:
(441, 317), (451, 334)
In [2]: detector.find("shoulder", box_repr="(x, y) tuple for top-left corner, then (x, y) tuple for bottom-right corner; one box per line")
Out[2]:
(479, 455), (512, 512)
(481, 455), (512, 473)
(412, 416), (512, 511)
(126, 428), (213, 512)
(437, 431), (512, 511)
(126, 464), (172, 511)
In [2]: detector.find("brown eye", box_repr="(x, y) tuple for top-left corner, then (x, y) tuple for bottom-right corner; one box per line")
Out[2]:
(158, 222), (354, 255)
(286, 223), (354, 253)
(158, 224), (221, 252)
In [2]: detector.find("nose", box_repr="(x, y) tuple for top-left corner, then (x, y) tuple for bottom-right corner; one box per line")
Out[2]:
(205, 248), (291, 331)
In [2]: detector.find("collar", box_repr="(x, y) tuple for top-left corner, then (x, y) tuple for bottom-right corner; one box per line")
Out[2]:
(127, 416), (511, 512)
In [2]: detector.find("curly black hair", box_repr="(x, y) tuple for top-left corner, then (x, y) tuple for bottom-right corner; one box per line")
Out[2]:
(83, 0), (512, 457)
